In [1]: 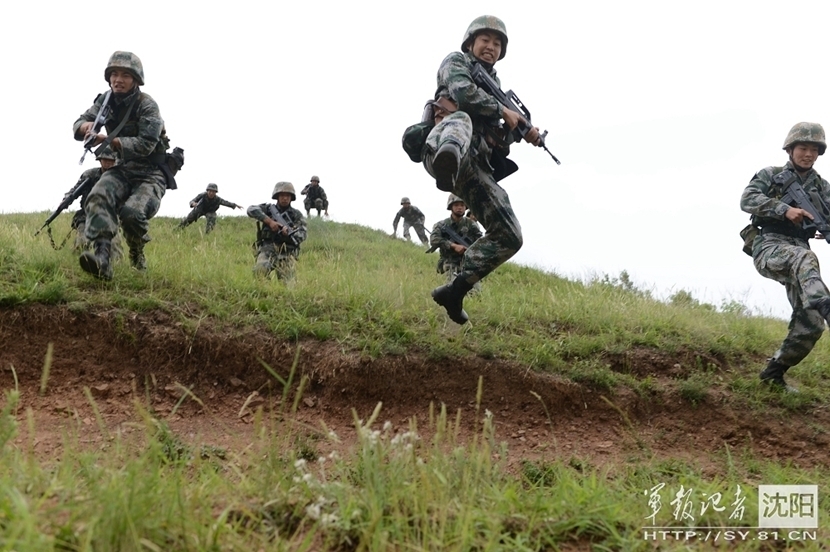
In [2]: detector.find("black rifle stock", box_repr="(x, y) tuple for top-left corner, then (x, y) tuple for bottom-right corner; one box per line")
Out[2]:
(79, 90), (112, 165)
(470, 63), (560, 165)
(35, 177), (93, 236)
(267, 205), (301, 247)
(781, 180), (830, 243)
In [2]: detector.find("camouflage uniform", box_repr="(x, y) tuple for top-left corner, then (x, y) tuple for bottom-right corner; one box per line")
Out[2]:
(301, 178), (328, 216)
(430, 215), (483, 284)
(248, 183), (308, 282)
(741, 122), (830, 389)
(393, 203), (429, 244)
(68, 165), (123, 260)
(178, 187), (239, 234)
(73, 51), (171, 274)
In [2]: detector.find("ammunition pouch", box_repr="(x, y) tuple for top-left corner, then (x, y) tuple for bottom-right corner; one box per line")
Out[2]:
(739, 224), (759, 256)
(402, 121), (433, 163)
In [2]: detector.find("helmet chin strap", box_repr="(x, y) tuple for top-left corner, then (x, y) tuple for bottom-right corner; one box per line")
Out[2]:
(790, 154), (814, 173)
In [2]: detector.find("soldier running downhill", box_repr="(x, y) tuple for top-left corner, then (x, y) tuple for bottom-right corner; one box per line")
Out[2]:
(248, 182), (308, 282)
(392, 197), (429, 244)
(177, 183), (241, 234)
(741, 122), (830, 392)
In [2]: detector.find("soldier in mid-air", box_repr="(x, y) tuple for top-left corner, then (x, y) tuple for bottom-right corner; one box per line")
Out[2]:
(73, 51), (177, 279)
(740, 122), (830, 392)
(176, 183), (241, 234)
(392, 197), (429, 244)
(404, 16), (543, 324)
(248, 182), (308, 282)
(301, 175), (328, 217)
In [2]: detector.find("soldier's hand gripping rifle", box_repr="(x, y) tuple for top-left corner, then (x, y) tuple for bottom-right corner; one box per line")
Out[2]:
(470, 63), (560, 165)
(79, 90), (112, 165)
(780, 179), (830, 243)
(425, 225), (475, 253)
(267, 205), (301, 247)
(35, 177), (94, 236)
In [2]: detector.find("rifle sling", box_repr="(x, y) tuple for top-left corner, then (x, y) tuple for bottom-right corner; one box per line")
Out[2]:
(92, 92), (141, 157)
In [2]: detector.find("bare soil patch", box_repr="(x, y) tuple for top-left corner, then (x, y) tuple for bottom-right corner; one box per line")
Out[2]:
(2, 305), (828, 472)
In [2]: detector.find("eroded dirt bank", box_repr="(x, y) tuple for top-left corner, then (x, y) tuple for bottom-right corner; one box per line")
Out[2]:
(1, 305), (827, 470)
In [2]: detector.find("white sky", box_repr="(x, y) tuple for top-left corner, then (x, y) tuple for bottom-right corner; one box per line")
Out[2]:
(2, 0), (828, 319)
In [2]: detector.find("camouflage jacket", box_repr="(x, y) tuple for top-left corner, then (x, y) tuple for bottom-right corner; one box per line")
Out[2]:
(301, 184), (328, 203)
(190, 193), (238, 214)
(429, 216), (483, 261)
(393, 206), (425, 229)
(741, 161), (830, 238)
(247, 203), (307, 249)
(435, 52), (504, 134)
(72, 86), (169, 169)
(68, 167), (104, 208)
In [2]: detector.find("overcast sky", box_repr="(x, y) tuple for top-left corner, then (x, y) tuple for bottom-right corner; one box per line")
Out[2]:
(2, 0), (829, 319)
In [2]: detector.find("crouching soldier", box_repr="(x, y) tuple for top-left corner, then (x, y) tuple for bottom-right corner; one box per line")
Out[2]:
(248, 181), (307, 281)
(301, 175), (329, 217)
(177, 183), (241, 234)
(429, 194), (483, 291)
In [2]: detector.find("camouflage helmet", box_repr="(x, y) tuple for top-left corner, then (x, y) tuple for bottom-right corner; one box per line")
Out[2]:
(461, 15), (508, 60)
(104, 51), (144, 86)
(94, 146), (117, 161)
(400, 196), (411, 205)
(310, 175), (320, 183)
(447, 194), (466, 210)
(206, 183), (219, 192)
(783, 122), (827, 155)
(272, 181), (296, 201)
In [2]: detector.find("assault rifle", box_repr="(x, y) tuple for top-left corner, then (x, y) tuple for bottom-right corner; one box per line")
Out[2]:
(470, 63), (560, 165)
(79, 90), (112, 165)
(35, 177), (94, 236)
(267, 205), (301, 247)
(425, 224), (474, 254)
(780, 178), (830, 243)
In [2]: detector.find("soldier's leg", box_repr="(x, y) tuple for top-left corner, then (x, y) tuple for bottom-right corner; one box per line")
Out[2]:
(81, 169), (133, 279)
(119, 172), (166, 271)
(414, 222), (429, 245)
(253, 243), (276, 278)
(402, 221), (412, 240)
(177, 207), (201, 229)
(304, 198), (312, 217)
(73, 212), (89, 252)
(314, 198), (323, 217)
(275, 253), (297, 283)
(205, 212), (217, 234)
(110, 229), (124, 263)
(424, 112), (473, 191)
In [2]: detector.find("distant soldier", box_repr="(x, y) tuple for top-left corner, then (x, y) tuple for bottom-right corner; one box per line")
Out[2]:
(176, 183), (241, 234)
(741, 122), (830, 392)
(392, 197), (429, 244)
(429, 194), (483, 288)
(248, 181), (308, 282)
(300, 175), (329, 217)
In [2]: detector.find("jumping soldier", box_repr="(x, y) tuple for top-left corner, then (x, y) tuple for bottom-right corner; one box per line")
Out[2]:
(430, 194), (483, 289)
(176, 183), (241, 234)
(405, 15), (543, 324)
(248, 181), (308, 282)
(740, 122), (830, 392)
(73, 51), (175, 279)
(392, 197), (429, 244)
(300, 175), (328, 217)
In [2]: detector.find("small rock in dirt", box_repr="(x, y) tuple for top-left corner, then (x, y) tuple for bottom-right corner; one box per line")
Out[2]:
(303, 397), (316, 408)
(91, 384), (110, 398)
(229, 377), (245, 388)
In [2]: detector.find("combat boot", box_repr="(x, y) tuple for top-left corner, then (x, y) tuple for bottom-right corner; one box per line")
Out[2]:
(129, 245), (147, 271)
(759, 358), (798, 393)
(432, 276), (474, 324)
(79, 239), (113, 280)
(811, 296), (830, 325)
(432, 142), (461, 192)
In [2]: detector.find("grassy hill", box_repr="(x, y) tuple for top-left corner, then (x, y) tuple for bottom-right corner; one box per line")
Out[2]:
(0, 212), (828, 550)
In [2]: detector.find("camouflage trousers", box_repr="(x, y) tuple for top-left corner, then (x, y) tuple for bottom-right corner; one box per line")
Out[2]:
(254, 241), (298, 282)
(73, 214), (124, 262)
(424, 112), (522, 284)
(753, 233), (830, 367)
(179, 207), (217, 233)
(84, 164), (166, 252)
(403, 220), (429, 244)
(304, 197), (325, 215)
(440, 259), (481, 294)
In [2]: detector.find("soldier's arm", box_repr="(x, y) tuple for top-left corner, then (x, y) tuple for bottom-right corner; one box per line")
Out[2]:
(740, 167), (791, 219)
(393, 210), (401, 229)
(439, 52), (503, 119)
(247, 204), (268, 221)
(72, 93), (106, 141)
(429, 221), (450, 252)
(292, 210), (308, 244)
(218, 197), (237, 209)
(118, 95), (165, 161)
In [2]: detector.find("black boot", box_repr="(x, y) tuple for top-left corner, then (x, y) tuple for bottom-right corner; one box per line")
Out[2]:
(811, 296), (830, 325)
(129, 245), (147, 271)
(759, 358), (798, 393)
(79, 239), (113, 280)
(432, 276), (474, 324)
(432, 142), (460, 192)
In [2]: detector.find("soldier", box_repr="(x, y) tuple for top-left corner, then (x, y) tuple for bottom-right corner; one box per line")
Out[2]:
(248, 181), (308, 282)
(176, 183), (241, 234)
(67, 147), (124, 260)
(430, 194), (483, 290)
(73, 51), (174, 279)
(410, 16), (542, 324)
(392, 197), (429, 244)
(740, 122), (830, 392)
(300, 175), (329, 217)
